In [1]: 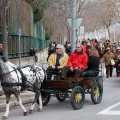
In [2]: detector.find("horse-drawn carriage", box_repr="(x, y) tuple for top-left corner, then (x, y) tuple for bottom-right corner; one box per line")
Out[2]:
(0, 56), (104, 119)
(40, 62), (104, 110)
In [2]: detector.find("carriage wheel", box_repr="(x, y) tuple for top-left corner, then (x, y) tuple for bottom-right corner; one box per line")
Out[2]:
(37, 94), (51, 106)
(91, 82), (102, 104)
(71, 86), (85, 110)
(56, 93), (68, 102)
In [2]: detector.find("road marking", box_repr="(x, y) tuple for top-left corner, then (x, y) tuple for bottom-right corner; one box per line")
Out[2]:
(97, 102), (120, 115)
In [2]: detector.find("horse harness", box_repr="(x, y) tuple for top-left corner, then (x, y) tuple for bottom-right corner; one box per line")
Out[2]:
(1, 65), (40, 89)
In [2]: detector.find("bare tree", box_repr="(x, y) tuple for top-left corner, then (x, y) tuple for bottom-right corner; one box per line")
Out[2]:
(81, 0), (120, 40)
(99, 0), (118, 40)
(42, 0), (86, 43)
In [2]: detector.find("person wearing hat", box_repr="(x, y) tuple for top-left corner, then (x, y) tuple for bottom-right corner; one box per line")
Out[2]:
(103, 47), (115, 78)
(47, 44), (68, 80)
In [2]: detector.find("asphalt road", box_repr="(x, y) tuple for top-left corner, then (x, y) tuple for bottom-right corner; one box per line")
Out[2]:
(0, 69), (120, 120)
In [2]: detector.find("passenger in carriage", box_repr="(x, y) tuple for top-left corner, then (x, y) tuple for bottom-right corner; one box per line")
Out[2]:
(85, 47), (100, 77)
(47, 44), (68, 80)
(60, 43), (88, 81)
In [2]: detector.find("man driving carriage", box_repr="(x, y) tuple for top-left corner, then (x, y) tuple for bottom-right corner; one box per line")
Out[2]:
(47, 44), (69, 80)
(60, 44), (88, 81)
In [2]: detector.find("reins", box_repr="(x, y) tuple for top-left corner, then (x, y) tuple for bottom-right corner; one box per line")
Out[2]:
(2, 69), (16, 77)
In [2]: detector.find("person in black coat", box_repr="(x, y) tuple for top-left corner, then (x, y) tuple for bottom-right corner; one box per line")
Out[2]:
(65, 44), (72, 56)
(85, 47), (100, 76)
(114, 59), (120, 76)
(47, 44), (56, 61)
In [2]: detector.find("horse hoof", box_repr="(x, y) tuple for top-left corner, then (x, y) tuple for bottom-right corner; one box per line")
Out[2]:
(23, 111), (28, 116)
(29, 109), (33, 114)
(2, 116), (8, 120)
(38, 108), (42, 112)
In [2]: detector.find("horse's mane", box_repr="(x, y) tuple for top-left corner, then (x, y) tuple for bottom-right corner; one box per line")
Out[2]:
(5, 61), (17, 68)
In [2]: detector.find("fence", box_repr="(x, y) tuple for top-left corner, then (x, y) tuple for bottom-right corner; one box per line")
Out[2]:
(0, 33), (50, 59)
(0, 0), (50, 59)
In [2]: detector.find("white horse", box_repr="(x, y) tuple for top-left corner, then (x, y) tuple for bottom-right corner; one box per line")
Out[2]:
(0, 58), (45, 119)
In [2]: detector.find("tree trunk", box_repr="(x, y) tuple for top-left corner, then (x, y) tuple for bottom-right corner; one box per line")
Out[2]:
(104, 26), (107, 39)
(66, 26), (71, 43)
(107, 26), (110, 41)
(1, 0), (8, 61)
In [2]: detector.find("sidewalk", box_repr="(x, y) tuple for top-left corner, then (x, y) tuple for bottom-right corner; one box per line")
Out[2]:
(0, 56), (48, 112)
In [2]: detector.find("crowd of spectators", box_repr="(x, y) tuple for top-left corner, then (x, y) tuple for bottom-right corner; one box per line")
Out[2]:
(46, 39), (120, 79)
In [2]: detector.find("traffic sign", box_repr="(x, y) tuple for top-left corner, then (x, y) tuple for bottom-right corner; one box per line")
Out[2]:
(76, 18), (83, 30)
(18, 29), (21, 36)
(67, 17), (83, 30)
(80, 26), (84, 35)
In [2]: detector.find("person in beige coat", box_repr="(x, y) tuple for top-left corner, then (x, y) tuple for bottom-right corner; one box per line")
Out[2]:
(47, 44), (69, 80)
(103, 47), (115, 78)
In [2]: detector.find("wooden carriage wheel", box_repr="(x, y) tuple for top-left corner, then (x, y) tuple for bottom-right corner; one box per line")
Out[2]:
(91, 82), (102, 104)
(71, 86), (85, 110)
(56, 92), (68, 102)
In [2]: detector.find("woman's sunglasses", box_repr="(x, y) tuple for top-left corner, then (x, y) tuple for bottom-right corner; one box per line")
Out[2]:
(56, 48), (60, 49)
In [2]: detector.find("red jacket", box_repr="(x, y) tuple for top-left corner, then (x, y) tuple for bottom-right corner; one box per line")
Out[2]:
(67, 51), (88, 69)
(82, 44), (86, 53)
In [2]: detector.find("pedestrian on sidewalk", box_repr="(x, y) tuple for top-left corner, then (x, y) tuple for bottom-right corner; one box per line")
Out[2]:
(29, 48), (34, 56)
(33, 48), (38, 63)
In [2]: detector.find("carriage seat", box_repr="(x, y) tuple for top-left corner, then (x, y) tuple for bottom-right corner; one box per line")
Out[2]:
(50, 70), (62, 80)
(80, 70), (99, 77)
(66, 70), (99, 78)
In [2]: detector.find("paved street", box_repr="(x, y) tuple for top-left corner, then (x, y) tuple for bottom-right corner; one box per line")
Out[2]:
(1, 0), (120, 119)
(0, 69), (120, 120)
